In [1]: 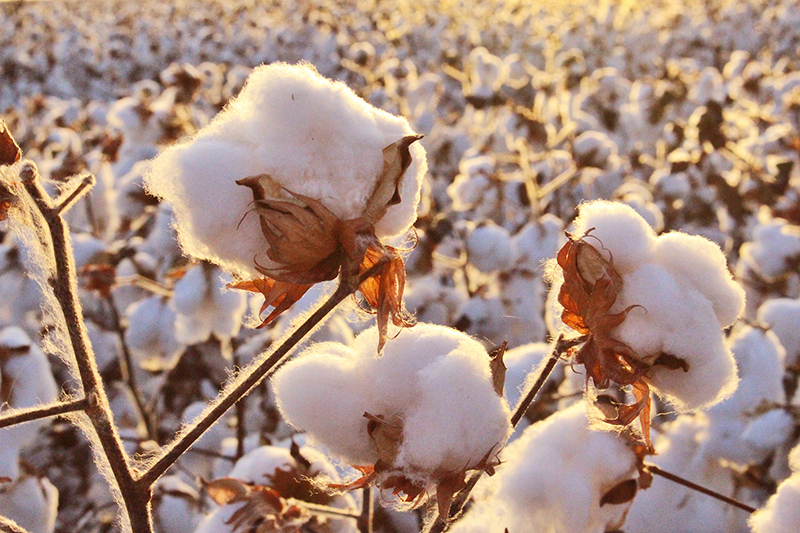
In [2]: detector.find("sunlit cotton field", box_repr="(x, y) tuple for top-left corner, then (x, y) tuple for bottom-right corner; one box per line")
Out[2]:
(1, 0), (800, 532)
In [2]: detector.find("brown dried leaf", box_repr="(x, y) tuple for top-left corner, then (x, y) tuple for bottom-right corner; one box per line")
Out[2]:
(0, 476), (11, 484)
(435, 472), (467, 519)
(205, 477), (250, 505)
(79, 264), (117, 299)
(359, 244), (415, 353)
(0, 121), (21, 166)
(0, 181), (19, 222)
(489, 341), (508, 397)
(364, 412), (404, 468)
(228, 277), (313, 327)
(600, 479), (638, 507)
(327, 465), (377, 492)
(362, 134), (424, 225)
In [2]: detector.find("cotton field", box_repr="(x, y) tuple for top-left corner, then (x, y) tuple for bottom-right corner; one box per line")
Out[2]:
(1, 0), (800, 532)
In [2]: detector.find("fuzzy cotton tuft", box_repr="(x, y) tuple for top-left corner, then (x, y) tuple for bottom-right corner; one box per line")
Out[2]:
(272, 323), (512, 493)
(750, 442), (800, 533)
(145, 62), (426, 277)
(449, 403), (638, 533)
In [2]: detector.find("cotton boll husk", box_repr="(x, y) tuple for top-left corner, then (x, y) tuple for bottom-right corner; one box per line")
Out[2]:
(451, 403), (637, 533)
(654, 232), (745, 327)
(0, 476), (58, 533)
(572, 201), (656, 274)
(758, 297), (800, 365)
(146, 63), (426, 278)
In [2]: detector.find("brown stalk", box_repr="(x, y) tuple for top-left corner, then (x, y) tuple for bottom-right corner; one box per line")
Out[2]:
(19, 162), (154, 533)
(0, 398), (88, 430)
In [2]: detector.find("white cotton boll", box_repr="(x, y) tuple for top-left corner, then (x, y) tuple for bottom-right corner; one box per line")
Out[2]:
(626, 414), (744, 533)
(404, 276), (467, 327)
(272, 342), (375, 465)
(172, 265), (208, 316)
(146, 63), (426, 278)
(739, 212), (800, 281)
(758, 298), (800, 365)
(572, 201), (656, 274)
(650, 169), (692, 199)
(466, 222), (516, 273)
(654, 232), (745, 328)
(503, 342), (556, 409)
(153, 476), (201, 533)
(0, 476), (58, 533)
(750, 442), (800, 533)
(573, 131), (617, 169)
(0, 330), (59, 482)
(125, 295), (183, 371)
(741, 410), (794, 451)
(511, 214), (564, 273)
(178, 401), (230, 480)
(452, 403), (637, 533)
(273, 324), (511, 494)
(70, 232), (105, 269)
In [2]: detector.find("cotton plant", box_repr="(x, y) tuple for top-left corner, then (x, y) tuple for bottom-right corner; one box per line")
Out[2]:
(271, 323), (512, 516)
(449, 403), (642, 533)
(546, 200), (745, 447)
(145, 62), (427, 350)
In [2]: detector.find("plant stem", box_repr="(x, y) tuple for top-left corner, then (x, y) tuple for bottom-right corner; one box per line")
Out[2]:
(139, 263), (384, 488)
(425, 334), (583, 533)
(233, 351), (246, 460)
(20, 163), (153, 533)
(646, 464), (757, 513)
(0, 398), (88, 429)
(106, 292), (155, 440)
(356, 486), (374, 533)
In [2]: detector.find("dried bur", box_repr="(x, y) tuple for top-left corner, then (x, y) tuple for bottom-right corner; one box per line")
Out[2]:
(556, 230), (688, 451)
(231, 135), (422, 351)
(203, 443), (338, 533)
(329, 344), (507, 518)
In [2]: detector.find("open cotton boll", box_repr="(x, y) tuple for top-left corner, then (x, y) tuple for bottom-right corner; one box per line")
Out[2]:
(0, 476), (58, 533)
(0, 328), (59, 482)
(738, 211), (800, 281)
(466, 222), (516, 273)
(571, 201), (656, 274)
(272, 323), (511, 504)
(750, 442), (800, 533)
(450, 403), (638, 533)
(654, 232), (745, 327)
(758, 297), (800, 365)
(145, 62), (426, 278)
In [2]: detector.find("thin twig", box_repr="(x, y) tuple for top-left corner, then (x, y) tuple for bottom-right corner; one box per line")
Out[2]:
(300, 501), (362, 520)
(106, 292), (155, 440)
(20, 163), (153, 533)
(425, 334), (586, 533)
(536, 166), (580, 200)
(52, 174), (95, 217)
(233, 350), (246, 460)
(0, 515), (30, 533)
(356, 486), (374, 533)
(0, 398), (88, 429)
(646, 464), (757, 513)
(139, 262), (387, 488)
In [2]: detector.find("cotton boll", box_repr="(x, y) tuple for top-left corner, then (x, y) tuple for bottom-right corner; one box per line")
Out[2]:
(451, 403), (637, 533)
(125, 295), (183, 371)
(503, 342), (562, 410)
(740, 409), (794, 451)
(273, 324), (511, 503)
(572, 201), (656, 274)
(466, 222), (516, 273)
(738, 212), (800, 281)
(146, 63), (426, 278)
(758, 297), (800, 365)
(177, 401), (231, 480)
(0, 328), (59, 482)
(654, 232), (745, 328)
(272, 342), (375, 465)
(0, 475), (58, 533)
(750, 442), (800, 533)
(153, 476), (201, 533)
(511, 214), (564, 273)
